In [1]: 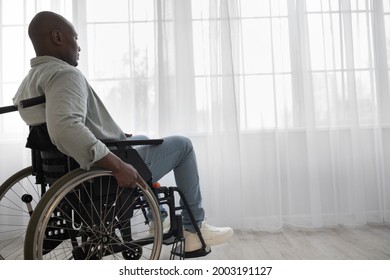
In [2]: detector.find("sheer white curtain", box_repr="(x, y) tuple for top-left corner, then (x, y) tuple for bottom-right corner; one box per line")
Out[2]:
(1, 0), (389, 231)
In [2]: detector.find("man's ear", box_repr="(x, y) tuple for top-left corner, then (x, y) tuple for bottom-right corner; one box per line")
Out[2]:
(51, 29), (63, 46)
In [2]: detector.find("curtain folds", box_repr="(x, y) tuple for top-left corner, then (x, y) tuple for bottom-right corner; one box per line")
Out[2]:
(0, 0), (389, 230)
(154, 0), (390, 229)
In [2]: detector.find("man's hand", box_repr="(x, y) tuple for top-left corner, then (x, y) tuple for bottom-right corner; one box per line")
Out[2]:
(95, 152), (148, 189)
(112, 162), (148, 189)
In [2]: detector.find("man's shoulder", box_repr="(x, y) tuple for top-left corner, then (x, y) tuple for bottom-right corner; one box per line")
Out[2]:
(45, 63), (86, 85)
(53, 65), (84, 78)
(32, 56), (84, 78)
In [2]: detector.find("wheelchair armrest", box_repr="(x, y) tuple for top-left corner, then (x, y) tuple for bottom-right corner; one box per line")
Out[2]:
(103, 139), (164, 149)
(102, 139), (163, 183)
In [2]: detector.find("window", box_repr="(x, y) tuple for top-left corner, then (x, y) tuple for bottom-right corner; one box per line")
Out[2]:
(84, 0), (157, 134)
(1, 0), (389, 135)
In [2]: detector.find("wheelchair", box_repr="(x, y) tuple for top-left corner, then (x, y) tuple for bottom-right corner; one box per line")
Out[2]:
(0, 97), (211, 260)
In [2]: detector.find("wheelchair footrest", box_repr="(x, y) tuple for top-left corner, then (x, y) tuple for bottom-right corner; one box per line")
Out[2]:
(169, 242), (212, 259)
(184, 246), (211, 259)
(164, 236), (212, 259)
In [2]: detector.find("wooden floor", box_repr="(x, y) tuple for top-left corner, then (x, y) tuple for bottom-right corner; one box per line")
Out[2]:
(160, 224), (390, 260)
(1, 224), (388, 260)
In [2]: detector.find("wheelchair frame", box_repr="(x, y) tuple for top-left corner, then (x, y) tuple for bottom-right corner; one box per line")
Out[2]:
(0, 96), (211, 260)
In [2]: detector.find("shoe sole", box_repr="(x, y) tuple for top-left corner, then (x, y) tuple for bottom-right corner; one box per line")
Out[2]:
(185, 230), (233, 252)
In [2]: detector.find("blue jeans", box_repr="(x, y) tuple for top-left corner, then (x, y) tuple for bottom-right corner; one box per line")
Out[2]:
(132, 135), (205, 232)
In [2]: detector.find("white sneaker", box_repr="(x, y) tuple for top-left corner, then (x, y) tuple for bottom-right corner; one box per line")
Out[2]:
(148, 219), (170, 235)
(184, 222), (233, 252)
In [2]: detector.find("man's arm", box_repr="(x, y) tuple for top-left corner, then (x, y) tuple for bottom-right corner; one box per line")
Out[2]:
(45, 69), (146, 189)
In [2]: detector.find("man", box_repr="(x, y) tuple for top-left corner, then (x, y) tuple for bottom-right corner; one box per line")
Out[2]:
(13, 11), (233, 253)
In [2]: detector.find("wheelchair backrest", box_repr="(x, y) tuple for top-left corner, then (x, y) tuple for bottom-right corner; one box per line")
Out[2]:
(27, 124), (79, 185)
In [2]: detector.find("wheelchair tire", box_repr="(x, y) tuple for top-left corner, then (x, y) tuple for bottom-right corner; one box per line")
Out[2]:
(0, 166), (44, 260)
(24, 167), (163, 260)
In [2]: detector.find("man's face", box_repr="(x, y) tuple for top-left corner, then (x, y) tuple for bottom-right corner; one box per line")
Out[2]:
(62, 24), (80, 67)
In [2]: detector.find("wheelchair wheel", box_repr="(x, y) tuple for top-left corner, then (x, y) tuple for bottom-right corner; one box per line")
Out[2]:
(0, 166), (44, 260)
(24, 167), (163, 260)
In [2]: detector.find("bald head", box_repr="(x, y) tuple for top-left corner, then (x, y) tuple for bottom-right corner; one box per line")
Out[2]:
(28, 11), (80, 66)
